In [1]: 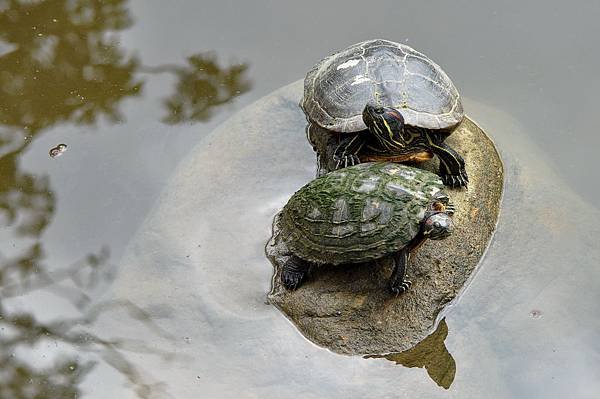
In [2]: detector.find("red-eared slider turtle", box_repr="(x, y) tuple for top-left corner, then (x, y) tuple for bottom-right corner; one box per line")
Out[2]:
(301, 39), (468, 187)
(280, 162), (454, 294)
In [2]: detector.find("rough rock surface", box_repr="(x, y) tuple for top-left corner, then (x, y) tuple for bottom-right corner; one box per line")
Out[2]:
(266, 117), (503, 355)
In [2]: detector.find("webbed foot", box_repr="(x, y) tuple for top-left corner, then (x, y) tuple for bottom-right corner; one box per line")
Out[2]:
(428, 136), (468, 188)
(390, 279), (412, 296)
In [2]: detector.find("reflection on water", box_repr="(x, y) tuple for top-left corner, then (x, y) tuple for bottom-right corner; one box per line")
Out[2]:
(0, 232), (175, 397)
(0, 148), (54, 237)
(0, 295), (178, 398)
(0, 0), (250, 132)
(0, 243), (168, 398)
(0, 0), (141, 132)
(140, 53), (252, 124)
(0, 0), (251, 397)
(366, 319), (456, 389)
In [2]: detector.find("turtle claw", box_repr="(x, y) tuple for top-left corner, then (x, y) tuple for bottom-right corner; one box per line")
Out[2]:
(445, 203), (456, 215)
(282, 270), (306, 290)
(441, 173), (468, 188)
(333, 154), (361, 170)
(390, 280), (412, 296)
(460, 170), (469, 184)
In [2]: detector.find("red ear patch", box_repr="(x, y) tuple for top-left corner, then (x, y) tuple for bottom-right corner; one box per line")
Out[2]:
(387, 109), (405, 123)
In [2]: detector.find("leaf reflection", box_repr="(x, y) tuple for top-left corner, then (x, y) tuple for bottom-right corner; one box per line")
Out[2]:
(154, 53), (251, 124)
(0, 0), (251, 397)
(0, 0), (142, 132)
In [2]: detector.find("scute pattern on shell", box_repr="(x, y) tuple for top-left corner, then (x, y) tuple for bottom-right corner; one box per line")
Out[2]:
(281, 163), (445, 265)
(302, 39), (463, 133)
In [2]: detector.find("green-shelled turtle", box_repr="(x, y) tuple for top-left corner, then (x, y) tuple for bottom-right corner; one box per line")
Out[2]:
(280, 162), (455, 294)
(301, 39), (468, 187)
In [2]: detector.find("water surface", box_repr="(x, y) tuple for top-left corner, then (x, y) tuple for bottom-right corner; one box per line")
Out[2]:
(1, 1), (599, 398)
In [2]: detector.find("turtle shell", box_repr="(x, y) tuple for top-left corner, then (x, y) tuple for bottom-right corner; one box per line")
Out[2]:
(301, 39), (463, 133)
(281, 163), (446, 265)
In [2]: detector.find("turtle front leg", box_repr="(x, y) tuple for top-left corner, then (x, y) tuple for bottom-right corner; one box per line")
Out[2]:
(389, 248), (412, 296)
(428, 134), (468, 188)
(282, 255), (311, 290)
(333, 133), (366, 170)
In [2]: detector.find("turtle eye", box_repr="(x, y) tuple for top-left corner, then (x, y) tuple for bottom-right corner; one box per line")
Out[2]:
(434, 221), (441, 228)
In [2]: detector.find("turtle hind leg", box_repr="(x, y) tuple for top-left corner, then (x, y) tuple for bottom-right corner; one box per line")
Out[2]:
(281, 255), (311, 290)
(428, 134), (469, 188)
(389, 248), (412, 296)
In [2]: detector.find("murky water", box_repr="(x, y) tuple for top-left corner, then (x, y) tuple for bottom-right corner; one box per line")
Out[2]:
(1, 1), (599, 398)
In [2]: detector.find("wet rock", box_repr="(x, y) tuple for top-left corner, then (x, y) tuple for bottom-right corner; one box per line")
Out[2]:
(266, 117), (503, 355)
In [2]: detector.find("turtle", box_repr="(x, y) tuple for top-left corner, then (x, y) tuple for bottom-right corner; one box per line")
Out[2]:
(301, 39), (468, 187)
(280, 162), (455, 295)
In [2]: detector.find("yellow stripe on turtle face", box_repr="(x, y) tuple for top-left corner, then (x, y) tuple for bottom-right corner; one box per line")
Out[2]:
(382, 117), (405, 147)
(370, 117), (404, 151)
(381, 118), (394, 140)
(371, 123), (387, 146)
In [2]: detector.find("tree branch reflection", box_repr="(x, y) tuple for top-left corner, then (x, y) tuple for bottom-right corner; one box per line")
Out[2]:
(140, 53), (251, 124)
(0, 0), (251, 397)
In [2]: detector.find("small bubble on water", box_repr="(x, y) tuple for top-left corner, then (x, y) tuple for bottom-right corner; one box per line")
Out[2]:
(49, 143), (67, 158)
(529, 309), (542, 319)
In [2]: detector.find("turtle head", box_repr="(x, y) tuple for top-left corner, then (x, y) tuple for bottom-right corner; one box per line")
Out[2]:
(362, 104), (405, 138)
(423, 192), (454, 240)
(423, 212), (454, 240)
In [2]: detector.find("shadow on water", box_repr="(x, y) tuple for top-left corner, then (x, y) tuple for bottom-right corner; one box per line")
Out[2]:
(365, 319), (456, 390)
(0, 0), (251, 397)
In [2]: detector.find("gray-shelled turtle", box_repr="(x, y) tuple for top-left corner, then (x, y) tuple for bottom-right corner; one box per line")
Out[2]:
(280, 162), (454, 294)
(301, 39), (468, 187)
